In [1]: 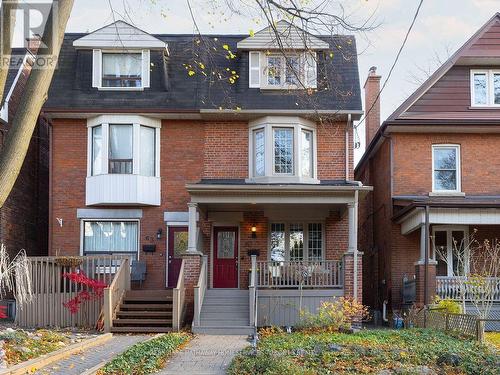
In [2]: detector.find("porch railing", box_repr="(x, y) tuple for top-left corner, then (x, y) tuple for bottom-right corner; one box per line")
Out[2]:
(103, 257), (131, 332)
(436, 276), (500, 302)
(193, 255), (208, 327)
(256, 260), (343, 289)
(16, 255), (129, 328)
(172, 259), (186, 331)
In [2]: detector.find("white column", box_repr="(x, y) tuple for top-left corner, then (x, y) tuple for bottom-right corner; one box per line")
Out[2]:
(187, 202), (198, 253)
(347, 201), (358, 252)
(419, 225), (426, 263)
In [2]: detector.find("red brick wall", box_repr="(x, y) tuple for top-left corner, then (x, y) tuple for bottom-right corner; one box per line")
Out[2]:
(393, 133), (500, 196)
(317, 121), (353, 180)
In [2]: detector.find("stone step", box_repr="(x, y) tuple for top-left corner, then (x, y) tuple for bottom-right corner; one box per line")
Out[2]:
(111, 326), (173, 333)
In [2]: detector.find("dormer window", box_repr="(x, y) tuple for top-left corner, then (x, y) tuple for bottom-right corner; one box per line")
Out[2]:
(248, 116), (318, 184)
(102, 52), (142, 88)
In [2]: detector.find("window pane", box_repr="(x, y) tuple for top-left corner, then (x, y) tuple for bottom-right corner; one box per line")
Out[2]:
(140, 126), (155, 176)
(285, 56), (300, 85)
(289, 223), (304, 261)
(434, 170), (457, 191)
(273, 128), (293, 174)
(173, 231), (188, 257)
(84, 221), (138, 258)
(473, 73), (487, 105)
(254, 129), (265, 176)
(267, 56), (282, 86)
(301, 129), (313, 177)
(434, 231), (448, 276)
(308, 223), (322, 261)
(270, 223), (285, 261)
(109, 124), (133, 174)
(217, 231), (235, 259)
(92, 125), (102, 175)
(434, 148), (456, 170)
(102, 53), (142, 87)
(494, 74), (500, 104)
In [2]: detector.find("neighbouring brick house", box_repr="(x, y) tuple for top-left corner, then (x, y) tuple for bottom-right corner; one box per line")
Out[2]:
(356, 14), (500, 314)
(0, 48), (49, 260)
(40, 20), (369, 333)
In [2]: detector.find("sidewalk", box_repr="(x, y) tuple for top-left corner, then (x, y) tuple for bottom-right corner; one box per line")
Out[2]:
(35, 334), (149, 375)
(158, 335), (250, 375)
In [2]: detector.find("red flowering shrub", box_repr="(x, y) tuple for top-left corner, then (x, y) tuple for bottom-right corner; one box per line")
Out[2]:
(0, 305), (7, 319)
(62, 272), (107, 314)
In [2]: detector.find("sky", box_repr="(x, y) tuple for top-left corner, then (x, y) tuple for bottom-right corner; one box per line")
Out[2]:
(44, 0), (500, 161)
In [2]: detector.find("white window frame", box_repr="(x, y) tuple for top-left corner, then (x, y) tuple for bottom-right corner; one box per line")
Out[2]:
(93, 49), (150, 91)
(431, 144), (461, 193)
(432, 225), (469, 277)
(470, 69), (500, 107)
(268, 221), (325, 262)
(87, 115), (161, 178)
(248, 116), (318, 184)
(257, 51), (316, 90)
(80, 219), (141, 260)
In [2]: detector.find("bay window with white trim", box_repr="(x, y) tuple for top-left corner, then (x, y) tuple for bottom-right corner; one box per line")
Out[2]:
(269, 222), (324, 262)
(432, 144), (461, 193)
(248, 116), (318, 183)
(83, 220), (139, 259)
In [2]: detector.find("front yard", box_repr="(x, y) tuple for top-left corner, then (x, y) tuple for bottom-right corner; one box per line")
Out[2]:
(229, 328), (499, 374)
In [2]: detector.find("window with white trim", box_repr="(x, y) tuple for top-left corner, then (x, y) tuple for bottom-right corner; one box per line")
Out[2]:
(248, 51), (317, 89)
(249, 117), (317, 183)
(432, 145), (460, 192)
(270, 222), (323, 262)
(83, 220), (139, 259)
(89, 120), (159, 177)
(92, 49), (150, 90)
(470, 69), (500, 106)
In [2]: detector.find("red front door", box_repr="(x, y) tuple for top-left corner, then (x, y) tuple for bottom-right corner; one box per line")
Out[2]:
(167, 226), (188, 288)
(213, 227), (239, 288)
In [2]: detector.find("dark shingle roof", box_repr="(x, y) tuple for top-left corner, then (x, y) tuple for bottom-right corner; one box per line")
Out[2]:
(44, 33), (361, 113)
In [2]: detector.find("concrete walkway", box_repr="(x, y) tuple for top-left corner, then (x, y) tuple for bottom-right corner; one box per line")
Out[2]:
(35, 334), (149, 375)
(158, 335), (250, 375)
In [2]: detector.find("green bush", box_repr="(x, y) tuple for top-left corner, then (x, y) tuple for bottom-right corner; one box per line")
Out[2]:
(98, 333), (190, 375)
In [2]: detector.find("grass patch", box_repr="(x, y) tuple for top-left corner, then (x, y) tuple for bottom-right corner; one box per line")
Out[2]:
(229, 328), (499, 375)
(0, 329), (70, 365)
(98, 332), (190, 375)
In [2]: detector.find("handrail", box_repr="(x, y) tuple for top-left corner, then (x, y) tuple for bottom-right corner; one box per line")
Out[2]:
(193, 255), (208, 327)
(103, 257), (131, 332)
(172, 259), (186, 331)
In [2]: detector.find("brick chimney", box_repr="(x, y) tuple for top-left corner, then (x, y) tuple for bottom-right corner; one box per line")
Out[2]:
(364, 66), (381, 147)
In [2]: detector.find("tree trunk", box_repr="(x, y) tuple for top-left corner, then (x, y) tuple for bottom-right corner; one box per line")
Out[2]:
(0, 0), (18, 105)
(0, 0), (74, 208)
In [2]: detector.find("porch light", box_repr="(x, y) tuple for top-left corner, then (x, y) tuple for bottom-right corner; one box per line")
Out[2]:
(251, 226), (257, 238)
(156, 228), (162, 240)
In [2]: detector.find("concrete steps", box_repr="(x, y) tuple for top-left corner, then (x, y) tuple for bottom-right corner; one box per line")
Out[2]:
(111, 289), (173, 334)
(193, 289), (254, 335)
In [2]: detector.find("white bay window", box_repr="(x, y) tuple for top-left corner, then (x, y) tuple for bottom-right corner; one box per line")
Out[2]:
(86, 115), (161, 206)
(248, 116), (318, 183)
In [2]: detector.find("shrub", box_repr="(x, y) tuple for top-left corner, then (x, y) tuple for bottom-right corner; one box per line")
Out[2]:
(258, 326), (283, 339)
(295, 297), (370, 333)
(432, 296), (462, 314)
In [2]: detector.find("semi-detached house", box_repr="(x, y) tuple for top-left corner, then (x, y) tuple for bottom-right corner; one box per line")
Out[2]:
(35, 20), (369, 333)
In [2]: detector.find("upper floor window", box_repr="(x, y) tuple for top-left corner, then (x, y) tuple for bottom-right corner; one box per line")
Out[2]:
(92, 49), (150, 90)
(470, 69), (500, 106)
(249, 51), (317, 90)
(248, 116), (318, 183)
(88, 115), (160, 178)
(102, 53), (142, 88)
(432, 145), (460, 193)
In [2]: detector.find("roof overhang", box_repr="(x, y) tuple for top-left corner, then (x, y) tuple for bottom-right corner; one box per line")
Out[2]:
(186, 183), (372, 205)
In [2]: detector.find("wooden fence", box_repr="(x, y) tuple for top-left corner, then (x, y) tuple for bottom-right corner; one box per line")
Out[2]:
(415, 307), (497, 342)
(16, 256), (128, 328)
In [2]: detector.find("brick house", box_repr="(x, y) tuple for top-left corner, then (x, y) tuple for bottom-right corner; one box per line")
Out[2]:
(356, 14), (500, 314)
(40, 21), (369, 333)
(0, 48), (49, 259)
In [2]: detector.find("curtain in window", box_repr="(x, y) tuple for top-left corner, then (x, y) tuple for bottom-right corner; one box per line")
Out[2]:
(140, 126), (155, 176)
(92, 125), (102, 175)
(102, 53), (142, 87)
(84, 221), (138, 258)
(109, 124), (133, 174)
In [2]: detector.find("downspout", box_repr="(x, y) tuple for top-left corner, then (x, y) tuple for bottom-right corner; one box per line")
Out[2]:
(345, 114), (351, 180)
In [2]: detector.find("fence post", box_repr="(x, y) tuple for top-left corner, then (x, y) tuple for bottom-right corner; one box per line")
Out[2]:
(103, 287), (112, 333)
(476, 320), (485, 343)
(445, 313), (449, 332)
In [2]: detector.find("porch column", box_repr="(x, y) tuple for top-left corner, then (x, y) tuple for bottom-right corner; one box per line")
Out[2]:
(187, 202), (198, 253)
(415, 225), (437, 306)
(344, 196), (361, 302)
(347, 201), (358, 253)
